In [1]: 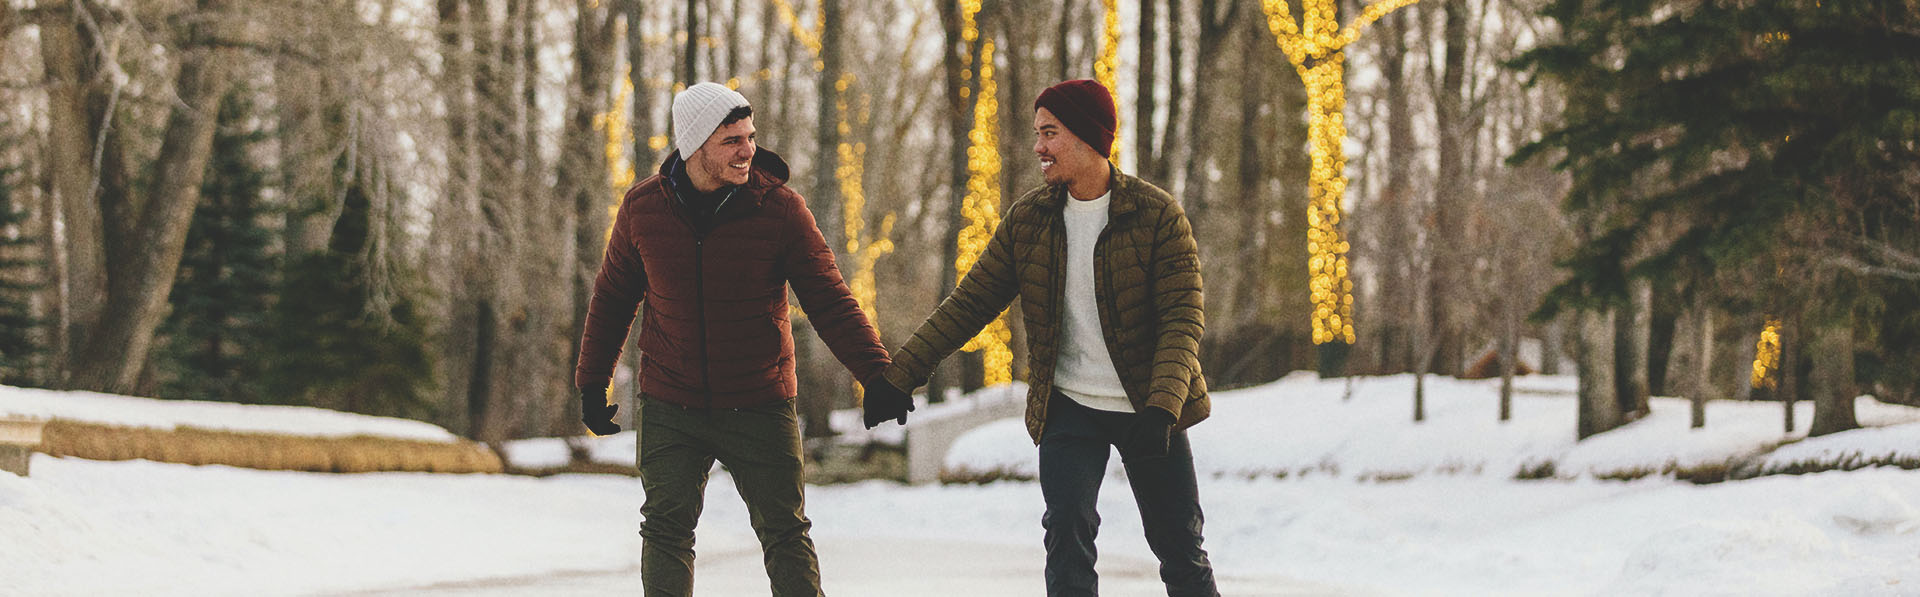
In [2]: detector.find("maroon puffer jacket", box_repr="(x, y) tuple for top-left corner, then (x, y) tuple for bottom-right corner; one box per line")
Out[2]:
(574, 149), (889, 409)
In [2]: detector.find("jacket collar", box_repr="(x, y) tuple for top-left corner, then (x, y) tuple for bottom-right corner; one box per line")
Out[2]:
(657, 147), (792, 211)
(1040, 163), (1140, 217)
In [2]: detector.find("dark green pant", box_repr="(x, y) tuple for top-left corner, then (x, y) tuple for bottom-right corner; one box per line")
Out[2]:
(637, 395), (821, 597)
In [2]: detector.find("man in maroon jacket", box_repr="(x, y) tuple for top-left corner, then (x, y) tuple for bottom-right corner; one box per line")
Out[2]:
(573, 82), (905, 597)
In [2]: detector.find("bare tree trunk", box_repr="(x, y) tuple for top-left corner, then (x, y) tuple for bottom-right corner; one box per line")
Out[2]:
(1540, 316), (1564, 375)
(1648, 285), (1679, 396)
(928, 0), (977, 405)
(1180, 0), (1234, 223)
(1735, 316), (1757, 401)
(1413, 225), (1432, 423)
(37, 0), (107, 386)
(67, 1), (236, 392)
(1135, 0), (1158, 170)
(1153, 0), (1183, 183)
(1055, 0), (1073, 81)
(1576, 308), (1620, 439)
(1498, 281), (1517, 422)
(681, 0), (697, 83)
(1615, 277), (1651, 419)
(1424, 0), (1470, 379)
(562, 0), (616, 440)
(1690, 292), (1713, 428)
(274, 56), (342, 258)
(726, 0), (741, 78)
(1808, 309), (1858, 437)
(471, 0), (520, 437)
(795, 0), (845, 440)
(1377, 8), (1414, 374)
(1780, 316), (1798, 433)
(431, 0), (484, 435)
(628, 0), (654, 162)
(1230, 16), (1265, 333)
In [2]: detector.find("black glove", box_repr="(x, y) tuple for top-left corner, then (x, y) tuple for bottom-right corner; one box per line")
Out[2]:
(579, 386), (622, 436)
(861, 376), (916, 429)
(1118, 407), (1176, 459)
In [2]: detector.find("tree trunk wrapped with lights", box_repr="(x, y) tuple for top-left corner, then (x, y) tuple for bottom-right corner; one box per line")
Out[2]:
(954, 6), (1013, 386)
(1258, 0), (1422, 363)
(1096, 0), (1121, 165)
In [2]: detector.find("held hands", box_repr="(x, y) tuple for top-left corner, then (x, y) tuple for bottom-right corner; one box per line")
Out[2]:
(579, 386), (623, 436)
(861, 376), (916, 429)
(1118, 407), (1177, 459)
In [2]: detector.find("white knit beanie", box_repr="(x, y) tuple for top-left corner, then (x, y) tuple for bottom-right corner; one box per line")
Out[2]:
(672, 82), (752, 158)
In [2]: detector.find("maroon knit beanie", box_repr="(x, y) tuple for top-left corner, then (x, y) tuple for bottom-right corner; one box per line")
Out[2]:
(1033, 79), (1117, 158)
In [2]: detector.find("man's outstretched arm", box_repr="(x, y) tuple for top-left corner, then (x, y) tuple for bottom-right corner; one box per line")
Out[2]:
(881, 212), (1022, 393)
(574, 190), (648, 435)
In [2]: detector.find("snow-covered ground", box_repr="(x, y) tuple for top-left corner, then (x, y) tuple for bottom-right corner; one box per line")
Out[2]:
(6, 374), (1920, 596)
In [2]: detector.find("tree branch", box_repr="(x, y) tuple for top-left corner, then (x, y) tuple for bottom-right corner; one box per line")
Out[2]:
(1825, 255), (1920, 281)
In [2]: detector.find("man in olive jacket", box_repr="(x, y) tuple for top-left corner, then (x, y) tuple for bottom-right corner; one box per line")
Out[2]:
(865, 79), (1217, 597)
(575, 82), (891, 597)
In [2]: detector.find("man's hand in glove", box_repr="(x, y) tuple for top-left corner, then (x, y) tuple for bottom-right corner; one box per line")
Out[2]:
(579, 386), (622, 436)
(861, 377), (916, 429)
(1118, 407), (1176, 459)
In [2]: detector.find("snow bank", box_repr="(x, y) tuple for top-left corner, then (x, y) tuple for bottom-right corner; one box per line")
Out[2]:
(944, 373), (1920, 481)
(0, 385), (458, 442)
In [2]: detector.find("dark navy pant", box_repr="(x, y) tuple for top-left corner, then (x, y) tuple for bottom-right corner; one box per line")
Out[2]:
(1039, 392), (1219, 597)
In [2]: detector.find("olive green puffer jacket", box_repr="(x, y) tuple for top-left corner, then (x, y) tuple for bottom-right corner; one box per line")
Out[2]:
(882, 166), (1208, 443)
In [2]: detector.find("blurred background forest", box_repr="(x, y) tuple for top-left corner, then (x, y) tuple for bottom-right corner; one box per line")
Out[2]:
(0, 0), (1913, 443)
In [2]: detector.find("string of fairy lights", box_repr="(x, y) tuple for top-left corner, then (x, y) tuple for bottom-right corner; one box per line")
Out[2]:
(836, 71), (895, 349)
(1096, 0), (1121, 165)
(954, 0), (1014, 386)
(601, 62), (639, 244)
(1260, 0), (1421, 347)
(1751, 318), (1781, 390)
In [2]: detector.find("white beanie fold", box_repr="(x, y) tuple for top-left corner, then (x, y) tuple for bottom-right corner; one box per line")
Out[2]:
(672, 82), (752, 159)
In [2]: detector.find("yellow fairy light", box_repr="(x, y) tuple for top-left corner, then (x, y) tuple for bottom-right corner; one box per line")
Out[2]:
(955, 36), (1013, 386)
(1096, 0), (1122, 164)
(770, 0), (823, 59)
(1751, 318), (1781, 389)
(1260, 0), (1420, 345)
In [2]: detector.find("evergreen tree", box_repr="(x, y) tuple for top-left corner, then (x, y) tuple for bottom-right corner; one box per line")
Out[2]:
(157, 89), (277, 402)
(1515, 1), (1920, 420)
(260, 154), (435, 418)
(0, 154), (47, 386)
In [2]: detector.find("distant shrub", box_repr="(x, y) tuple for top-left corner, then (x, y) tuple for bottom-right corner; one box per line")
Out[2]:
(1513, 460), (1558, 480)
(938, 467), (1035, 484)
(1760, 453), (1920, 477)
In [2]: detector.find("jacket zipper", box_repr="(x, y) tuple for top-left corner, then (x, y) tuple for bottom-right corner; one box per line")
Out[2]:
(1037, 193), (1071, 441)
(671, 175), (739, 413)
(695, 236), (712, 411)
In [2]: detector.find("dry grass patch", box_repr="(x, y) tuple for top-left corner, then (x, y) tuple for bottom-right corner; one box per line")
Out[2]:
(38, 420), (502, 474)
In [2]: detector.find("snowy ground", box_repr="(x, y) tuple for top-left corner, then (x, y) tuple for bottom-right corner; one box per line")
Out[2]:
(6, 375), (1920, 596)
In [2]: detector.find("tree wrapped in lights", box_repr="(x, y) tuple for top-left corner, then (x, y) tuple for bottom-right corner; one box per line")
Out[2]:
(1096, 0), (1121, 165)
(955, 8), (1014, 387)
(1259, 0), (1422, 356)
(837, 73), (896, 380)
(1752, 319), (1781, 391)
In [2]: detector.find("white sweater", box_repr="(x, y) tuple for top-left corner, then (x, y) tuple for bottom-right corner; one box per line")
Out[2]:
(1053, 192), (1134, 413)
